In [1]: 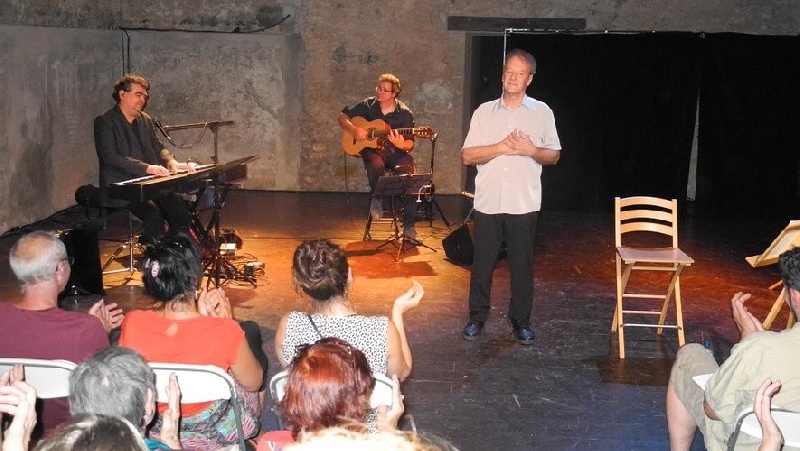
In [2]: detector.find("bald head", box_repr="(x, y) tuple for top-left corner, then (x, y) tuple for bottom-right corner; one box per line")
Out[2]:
(9, 231), (68, 287)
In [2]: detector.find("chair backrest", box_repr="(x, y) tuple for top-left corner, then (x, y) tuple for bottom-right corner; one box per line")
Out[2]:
(270, 369), (395, 409)
(148, 362), (244, 449)
(728, 407), (800, 450)
(0, 358), (76, 399)
(615, 196), (680, 248)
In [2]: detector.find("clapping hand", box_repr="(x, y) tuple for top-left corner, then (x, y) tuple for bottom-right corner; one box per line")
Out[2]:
(754, 378), (783, 451)
(392, 280), (424, 315)
(197, 287), (233, 319)
(377, 375), (405, 430)
(160, 373), (182, 450)
(731, 292), (763, 339)
(89, 299), (125, 332)
(0, 366), (37, 451)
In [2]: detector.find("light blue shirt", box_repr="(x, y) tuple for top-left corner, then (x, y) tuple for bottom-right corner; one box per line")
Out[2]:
(462, 95), (561, 214)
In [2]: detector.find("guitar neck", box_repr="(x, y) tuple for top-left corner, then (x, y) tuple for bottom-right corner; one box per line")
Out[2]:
(369, 127), (416, 139)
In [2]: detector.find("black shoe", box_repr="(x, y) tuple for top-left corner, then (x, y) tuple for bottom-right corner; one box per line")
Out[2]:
(462, 320), (484, 340)
(511, 321), (535, 345)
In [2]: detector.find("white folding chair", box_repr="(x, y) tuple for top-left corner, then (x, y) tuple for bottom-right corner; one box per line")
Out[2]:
(0, 358), (76, 398)
(270, 369), (395, 408)
(728, 407), (800, 450)
(148, 362), (245, 450)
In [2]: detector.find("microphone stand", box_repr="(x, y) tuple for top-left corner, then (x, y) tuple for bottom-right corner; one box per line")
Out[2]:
(425, 133), (451, 228)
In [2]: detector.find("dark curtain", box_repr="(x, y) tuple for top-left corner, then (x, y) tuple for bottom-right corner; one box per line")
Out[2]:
(697, 33), (800, 219)
(471, 33), (701, 212)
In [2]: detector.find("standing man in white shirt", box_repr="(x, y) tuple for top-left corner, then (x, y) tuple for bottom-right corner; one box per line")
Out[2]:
(460, 49), (562, 344)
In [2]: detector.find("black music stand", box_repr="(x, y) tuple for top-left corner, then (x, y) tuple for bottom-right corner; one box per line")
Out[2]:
(374, 173), (437, 260)
(202, 155), (260, 288)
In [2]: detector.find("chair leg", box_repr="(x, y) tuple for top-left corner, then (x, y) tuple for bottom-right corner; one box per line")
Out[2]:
(614, 258), (632, 359)
(763, 287), (787, 330)
(674, 277), (686, 347)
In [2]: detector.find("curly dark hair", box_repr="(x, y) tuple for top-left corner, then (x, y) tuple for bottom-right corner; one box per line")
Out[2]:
(280, 337), (373, 437)
(291, 239), (349, 302)
(112, 74), (150, 103)
(141, 232), (202, 302)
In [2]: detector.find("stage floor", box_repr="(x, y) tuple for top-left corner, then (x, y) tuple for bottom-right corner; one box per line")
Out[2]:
(0, 190), (792, 450)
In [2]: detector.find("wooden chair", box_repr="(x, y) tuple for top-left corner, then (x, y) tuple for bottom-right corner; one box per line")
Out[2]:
(611, 196), (694, 359)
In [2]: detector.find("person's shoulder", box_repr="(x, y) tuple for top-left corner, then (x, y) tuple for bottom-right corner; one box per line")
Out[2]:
(522, 95), (553, 111)
(96, 105), (119, 121)
(396, 99), (413, 113)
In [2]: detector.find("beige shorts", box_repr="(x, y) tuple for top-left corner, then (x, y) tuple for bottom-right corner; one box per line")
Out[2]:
(670, 343), (719, 434)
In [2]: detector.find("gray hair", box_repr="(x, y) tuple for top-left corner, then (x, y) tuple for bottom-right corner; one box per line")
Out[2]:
(505, 48), (537, 75)
(69, 347), (156, 430)
(9, 231), (67, 287)
(36, 413), (148, 451)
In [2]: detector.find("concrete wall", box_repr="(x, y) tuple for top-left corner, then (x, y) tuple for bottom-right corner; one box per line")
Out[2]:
(1, 0), (798, 233)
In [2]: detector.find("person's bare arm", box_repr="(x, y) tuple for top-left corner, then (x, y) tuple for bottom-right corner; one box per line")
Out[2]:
(338, 112), (368, 141)
(274, 314), (291, 367)
(462, 140), (510, 166)
(197, 287), (263, 391)
(229, 340), (264, 392)
(386, 280), (423, 380)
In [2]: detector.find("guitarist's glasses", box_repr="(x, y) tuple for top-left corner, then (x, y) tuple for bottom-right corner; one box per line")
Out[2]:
(375, 86), (395, 93)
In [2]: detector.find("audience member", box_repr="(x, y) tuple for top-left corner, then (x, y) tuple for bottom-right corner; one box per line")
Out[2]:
(36, 413), (148, 451)
(0, 231), (121, 440)
(258, 337), (404, 450)
(119, 232), (266, 449)
(0, 366), (37, 451)
(275, 239), (422, 381)
(666, 246), (800, 451)
(287, 426), (459, 451)
(69, 347), (180, 450)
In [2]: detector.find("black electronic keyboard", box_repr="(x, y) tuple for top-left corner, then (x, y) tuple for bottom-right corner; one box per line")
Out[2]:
(108, 155), (257, 202)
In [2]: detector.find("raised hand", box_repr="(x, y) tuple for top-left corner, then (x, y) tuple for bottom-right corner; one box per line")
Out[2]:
(0, 379), (38, 451)
(392, 280), (424, 315)
(731, 292), (763, 339)
(376, 375), (405, 430)
(160, 373), (182, 450)
(197, 287), (233, 319)
(754, 378), (783, 451)
(89, 300), (125, 332)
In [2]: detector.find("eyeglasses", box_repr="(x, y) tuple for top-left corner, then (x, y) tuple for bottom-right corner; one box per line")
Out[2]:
(62, 256), (75, 266)
(375, 86), (395, 93)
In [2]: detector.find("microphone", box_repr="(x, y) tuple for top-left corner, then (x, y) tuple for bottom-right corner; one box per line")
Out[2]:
(153, 116), (171, 140)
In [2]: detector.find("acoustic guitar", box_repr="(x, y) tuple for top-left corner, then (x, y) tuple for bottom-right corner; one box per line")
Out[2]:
(342, 117), (434, 156)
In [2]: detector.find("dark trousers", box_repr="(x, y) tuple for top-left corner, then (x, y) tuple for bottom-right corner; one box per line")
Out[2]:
(468, 211), (539, 325)
(126, 195), (190, 244)
(362, 148), (417, 228)
(239, 320), (269, 391)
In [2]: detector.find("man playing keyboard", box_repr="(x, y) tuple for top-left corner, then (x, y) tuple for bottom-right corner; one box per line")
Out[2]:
(94, 74), (195, 245)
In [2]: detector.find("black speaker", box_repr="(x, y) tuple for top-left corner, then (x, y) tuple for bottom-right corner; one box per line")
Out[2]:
(442, 222), (474, 265)
(56, 228), (104, 296)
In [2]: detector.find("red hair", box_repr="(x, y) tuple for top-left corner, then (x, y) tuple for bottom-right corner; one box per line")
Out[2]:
(280, 337), (373, 437)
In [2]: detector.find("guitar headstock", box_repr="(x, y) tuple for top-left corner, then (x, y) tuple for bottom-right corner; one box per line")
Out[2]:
(413, 126), (435, 139)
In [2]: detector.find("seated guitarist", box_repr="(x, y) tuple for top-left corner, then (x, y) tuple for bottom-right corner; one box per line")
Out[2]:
(337, 73), (419, 241)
